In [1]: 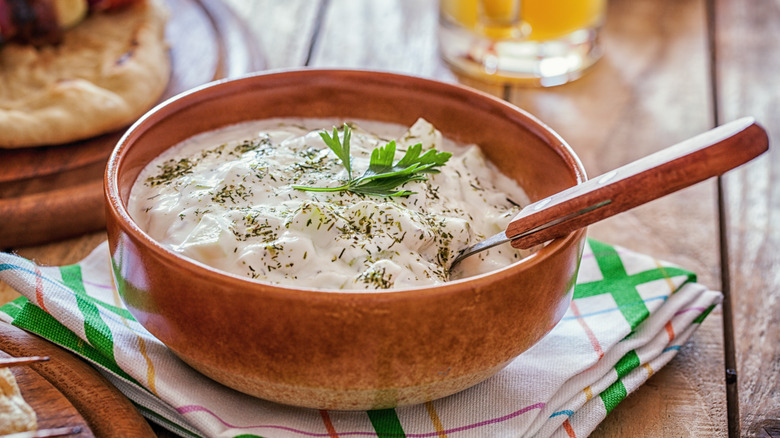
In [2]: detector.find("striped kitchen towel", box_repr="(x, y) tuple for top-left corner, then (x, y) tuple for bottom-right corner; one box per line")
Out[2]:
(0, 239), (721, 438)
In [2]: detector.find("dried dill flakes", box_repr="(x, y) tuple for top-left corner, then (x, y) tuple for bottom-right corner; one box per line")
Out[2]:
(200, 143), (226, 159)
(436, 246), (452, 267)
(231, 136), (271, 155)
(232, 220), (277, 242)
(211, 184), (252, 204)
(145, 141), (235, 187)
(146, 157), (197, 186)
(424, 180), (441, 200)
(247, 221), (276, 240)
(358, 267), (393, 289)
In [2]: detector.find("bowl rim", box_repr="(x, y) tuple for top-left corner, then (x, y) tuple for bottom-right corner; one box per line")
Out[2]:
(105, 68), (588, 299)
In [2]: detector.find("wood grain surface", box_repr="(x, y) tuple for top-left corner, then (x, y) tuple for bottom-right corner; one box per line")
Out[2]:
(714, 0), (780, 436)
(486, 0), (729, 435)
(1, 0), (777, 436)
(4, 351), (94, 437)
(0, 0), (265, 249)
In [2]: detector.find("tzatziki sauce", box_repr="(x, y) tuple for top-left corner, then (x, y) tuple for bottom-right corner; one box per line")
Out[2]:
(128, 118), (533, 290)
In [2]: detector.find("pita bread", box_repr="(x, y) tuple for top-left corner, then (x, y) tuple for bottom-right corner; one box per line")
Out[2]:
(0, 368), (37, 434)
(0, 0), (170, 148)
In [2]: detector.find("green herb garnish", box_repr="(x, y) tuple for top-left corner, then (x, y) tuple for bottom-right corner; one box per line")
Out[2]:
(293, 124), (452, 197)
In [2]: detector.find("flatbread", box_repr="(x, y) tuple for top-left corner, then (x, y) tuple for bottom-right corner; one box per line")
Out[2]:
(0, 368), (37, 434)
(0, 0), (170, 148)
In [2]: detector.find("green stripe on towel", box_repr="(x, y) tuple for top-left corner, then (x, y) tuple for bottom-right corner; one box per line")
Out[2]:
(60, 265), (119, 366)
(12, 301), (134, 382)
(368, 409), (406, 437)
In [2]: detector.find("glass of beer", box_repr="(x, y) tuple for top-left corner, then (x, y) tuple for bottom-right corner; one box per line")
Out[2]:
(438, 0), (607, 86)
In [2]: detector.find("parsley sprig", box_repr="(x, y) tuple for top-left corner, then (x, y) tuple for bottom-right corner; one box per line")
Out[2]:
(293, 124), (452, 197)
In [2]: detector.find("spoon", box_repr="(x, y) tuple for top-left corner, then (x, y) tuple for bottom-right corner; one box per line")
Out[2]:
(449, 117), (769, 270)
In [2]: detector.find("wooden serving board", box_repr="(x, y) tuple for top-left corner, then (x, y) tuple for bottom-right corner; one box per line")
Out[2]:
(3, 351), (94, 437)
(0, 322), (154, 437)
(0, 0), (265, 249)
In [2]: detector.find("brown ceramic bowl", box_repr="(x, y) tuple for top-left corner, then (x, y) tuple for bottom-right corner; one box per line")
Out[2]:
(104, 69), (587, 410)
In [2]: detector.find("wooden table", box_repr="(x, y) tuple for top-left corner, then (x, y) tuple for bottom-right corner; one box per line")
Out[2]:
(1, 0), (777, 436)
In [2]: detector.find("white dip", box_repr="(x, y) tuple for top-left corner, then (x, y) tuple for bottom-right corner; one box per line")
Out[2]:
(128, 118), (533, 290)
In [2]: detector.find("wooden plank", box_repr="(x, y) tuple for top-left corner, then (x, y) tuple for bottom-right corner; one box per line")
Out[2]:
(713, 0), (780, 436)
(307, 0), (455, 79)
(506, 0), (719, 286)
(501, 0), (728, 436)
(308, 0), (512, 99)
(221, 0), (325, 69)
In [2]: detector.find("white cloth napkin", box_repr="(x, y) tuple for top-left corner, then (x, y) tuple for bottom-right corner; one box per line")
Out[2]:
(0, 239), (720, 437)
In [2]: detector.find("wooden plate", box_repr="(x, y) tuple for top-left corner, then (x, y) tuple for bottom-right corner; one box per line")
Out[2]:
(3, 351), (94, 437)
(0, 322), (155, 437)
(0, 0), (265, 249)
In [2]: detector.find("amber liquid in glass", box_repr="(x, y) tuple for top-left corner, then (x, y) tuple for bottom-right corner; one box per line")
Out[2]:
(439, 0), (606, 86)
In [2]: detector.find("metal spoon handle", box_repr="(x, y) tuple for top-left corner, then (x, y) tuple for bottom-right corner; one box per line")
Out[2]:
(505, 117), (768, 249)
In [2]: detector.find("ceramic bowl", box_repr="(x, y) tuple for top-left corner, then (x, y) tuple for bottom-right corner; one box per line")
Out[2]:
(104, 69), (587, 410)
